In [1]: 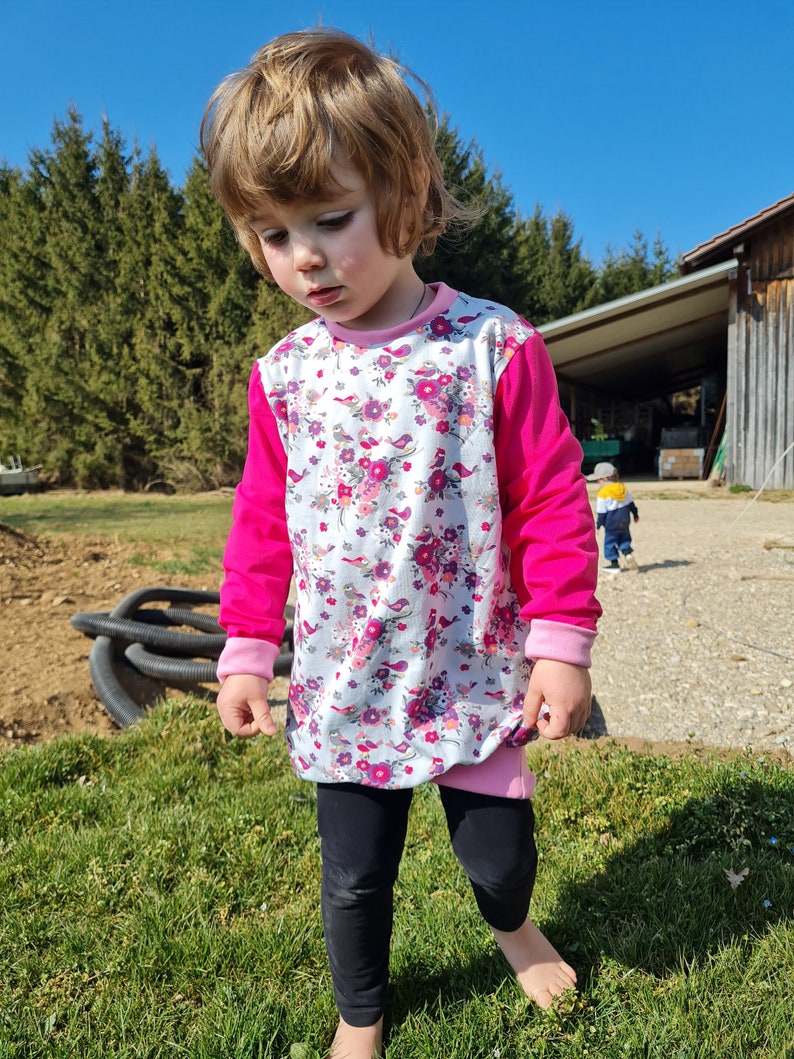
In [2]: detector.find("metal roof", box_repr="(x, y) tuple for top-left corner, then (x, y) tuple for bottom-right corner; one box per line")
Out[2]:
(538, 258), (738, 400)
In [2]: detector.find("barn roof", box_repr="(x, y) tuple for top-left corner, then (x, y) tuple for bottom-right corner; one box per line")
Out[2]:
(539, 190), (794, 401)
(680, 190), (794, 271)
(540, 258), (736, 401)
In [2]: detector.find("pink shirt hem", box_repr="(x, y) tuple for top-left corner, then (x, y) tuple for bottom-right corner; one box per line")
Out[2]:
(434, 744), (536, 798)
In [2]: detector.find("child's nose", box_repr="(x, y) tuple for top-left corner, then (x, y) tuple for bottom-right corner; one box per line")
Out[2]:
(293, 236), (324, 271)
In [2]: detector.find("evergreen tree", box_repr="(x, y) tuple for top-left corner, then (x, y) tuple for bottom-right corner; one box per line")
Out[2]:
(591, 229), (677, 304)
(165, 157), (260, 486)
(0, 166), (46, 460)
(650, 234), (678, 286)
(505, 206), (599, 325)
(115, 148), (188, 485)
(0, 103), (679, 489)
(555, 211), (598, 317)
(417, 117), (523, 308)
(530, 209), (597, 323)
(510, 205), (552, 323)
(10, 110), (122, 484)
(415, 118), (598, 325)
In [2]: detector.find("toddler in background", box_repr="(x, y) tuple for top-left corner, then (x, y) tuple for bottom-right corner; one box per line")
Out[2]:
(588, 461), (640, 571)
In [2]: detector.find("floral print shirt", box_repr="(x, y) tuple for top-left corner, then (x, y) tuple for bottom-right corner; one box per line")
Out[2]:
(218, 284), (600, 788)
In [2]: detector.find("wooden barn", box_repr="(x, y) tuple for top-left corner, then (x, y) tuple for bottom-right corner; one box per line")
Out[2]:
(540, 191), (794, 490)
(679, 193), (794, 490)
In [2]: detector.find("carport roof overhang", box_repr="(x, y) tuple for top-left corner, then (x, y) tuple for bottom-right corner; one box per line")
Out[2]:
(538, 258), (738, 402)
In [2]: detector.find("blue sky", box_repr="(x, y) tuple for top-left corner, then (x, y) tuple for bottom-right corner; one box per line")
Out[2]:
(2, 0), (793, 264)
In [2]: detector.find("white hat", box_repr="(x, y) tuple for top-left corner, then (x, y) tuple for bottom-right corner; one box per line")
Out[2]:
(587, 461), (618, 481)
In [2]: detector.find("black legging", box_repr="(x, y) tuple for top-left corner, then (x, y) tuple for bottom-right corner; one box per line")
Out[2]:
(316, 782), (537, 1027)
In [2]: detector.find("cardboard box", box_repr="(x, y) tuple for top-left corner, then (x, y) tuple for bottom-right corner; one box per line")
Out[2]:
(659, 448), (704, 479)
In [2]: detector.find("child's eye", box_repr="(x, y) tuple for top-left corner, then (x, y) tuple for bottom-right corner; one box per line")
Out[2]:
(260, 229), (287, 247)
(319, 212), (353, 231)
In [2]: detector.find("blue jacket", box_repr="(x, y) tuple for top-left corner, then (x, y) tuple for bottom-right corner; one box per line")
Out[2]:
(595, 482), (638, 532)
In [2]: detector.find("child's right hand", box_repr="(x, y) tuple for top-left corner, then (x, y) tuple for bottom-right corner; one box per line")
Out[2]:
(216, 674), (276, 738)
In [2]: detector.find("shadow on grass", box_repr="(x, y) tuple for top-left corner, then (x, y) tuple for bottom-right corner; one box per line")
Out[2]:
(388, 946), (511, 1017)
(551, 774), (792, 981)
(384, 771), (792, 1023)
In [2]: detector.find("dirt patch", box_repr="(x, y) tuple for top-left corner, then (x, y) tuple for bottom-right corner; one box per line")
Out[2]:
(0, 522), (224, 748)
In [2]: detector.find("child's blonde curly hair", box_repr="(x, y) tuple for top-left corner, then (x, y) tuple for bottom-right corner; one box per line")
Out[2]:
(200, 27), (466, 278)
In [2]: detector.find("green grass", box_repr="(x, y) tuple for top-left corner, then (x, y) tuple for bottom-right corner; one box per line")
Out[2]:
(1, 491), (234, 549)
(126, 546), (224, 577)
(1, 701), (792, 1058)
(2, 493), (793, 1054)
(1, 491), (233, 575)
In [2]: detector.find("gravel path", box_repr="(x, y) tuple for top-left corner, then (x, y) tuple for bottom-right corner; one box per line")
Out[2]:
(267, 481), (794, 758)
(584, 481), (794, 755)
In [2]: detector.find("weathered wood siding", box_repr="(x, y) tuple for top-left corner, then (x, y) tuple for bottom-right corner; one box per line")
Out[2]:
(726, 214), (794, 489)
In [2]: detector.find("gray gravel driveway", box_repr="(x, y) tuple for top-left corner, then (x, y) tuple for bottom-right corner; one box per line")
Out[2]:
(585, 480), (793, 755)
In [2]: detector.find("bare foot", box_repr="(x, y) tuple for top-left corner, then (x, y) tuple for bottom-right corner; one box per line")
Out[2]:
(328, 1016), (384, 1059)
(492, 918), (577, 1009)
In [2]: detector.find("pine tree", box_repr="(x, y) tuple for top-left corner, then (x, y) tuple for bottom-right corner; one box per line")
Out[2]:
(417, 117), (523, 308)
(116, 148), (188, 485)
(8, 110), (119, 483)
(541, 210), (597, 321)
(510, 207), (597, 324)
(591, 230), (677, 304)
(0, 166), (46, 460)
(165, 157), (260, 486)
(510, 205), (552, 323)
(0, 103), (680, 489)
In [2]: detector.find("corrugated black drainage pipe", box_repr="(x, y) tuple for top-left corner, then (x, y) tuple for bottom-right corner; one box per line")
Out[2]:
(71, 587), (294, 729)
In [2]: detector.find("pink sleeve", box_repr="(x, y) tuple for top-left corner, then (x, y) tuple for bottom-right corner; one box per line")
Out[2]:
(217, 364), (294, 681)
(494, 329), (601, 667)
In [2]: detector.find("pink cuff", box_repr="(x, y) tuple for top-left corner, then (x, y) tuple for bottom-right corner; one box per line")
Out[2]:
(525, 619), (596, 668)
(434, 745), (536, 798)
(216, 637), (282, 684)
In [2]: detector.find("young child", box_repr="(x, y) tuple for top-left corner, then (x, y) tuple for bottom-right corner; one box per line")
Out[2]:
(588, 461), (640, 571)
(202, 28), (601, 1058)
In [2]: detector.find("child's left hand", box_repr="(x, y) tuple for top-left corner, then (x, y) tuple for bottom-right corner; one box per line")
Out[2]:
(523, 659), (592, 740)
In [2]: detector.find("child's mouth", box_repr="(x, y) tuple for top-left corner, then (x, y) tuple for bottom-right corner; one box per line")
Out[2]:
(307, 286), (343, 307)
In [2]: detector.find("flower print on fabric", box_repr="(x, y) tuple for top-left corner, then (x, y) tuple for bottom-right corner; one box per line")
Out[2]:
(408, 354), (490, 443)
(256, 292), (537, 788)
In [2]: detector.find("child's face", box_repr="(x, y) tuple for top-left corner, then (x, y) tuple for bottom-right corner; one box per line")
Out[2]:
(249, 163), (421, 331)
